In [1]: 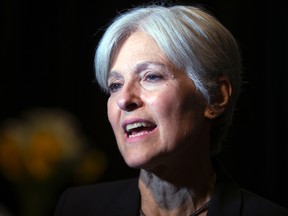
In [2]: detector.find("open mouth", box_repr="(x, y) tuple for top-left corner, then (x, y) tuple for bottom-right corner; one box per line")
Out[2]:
(125, 122), (157, 138)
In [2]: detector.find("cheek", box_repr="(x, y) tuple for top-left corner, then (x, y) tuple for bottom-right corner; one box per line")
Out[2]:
(152, 86), (204, 135)
(149, 91), (180, 126)
(107, 98), (117, 129)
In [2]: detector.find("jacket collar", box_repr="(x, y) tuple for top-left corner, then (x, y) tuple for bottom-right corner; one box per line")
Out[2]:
(108, 178), (141, 216)
(107, 161), (242, 216)
(207, 160), (242, 216)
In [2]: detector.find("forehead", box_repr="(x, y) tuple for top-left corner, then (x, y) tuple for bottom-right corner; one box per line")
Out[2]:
(110, 31), (167, 71)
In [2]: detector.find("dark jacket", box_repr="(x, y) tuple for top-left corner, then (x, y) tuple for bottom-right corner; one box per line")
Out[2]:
(54, 164), (288, 216)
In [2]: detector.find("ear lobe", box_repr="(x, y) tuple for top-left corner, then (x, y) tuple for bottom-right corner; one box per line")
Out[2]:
(204, 76), (232, 119)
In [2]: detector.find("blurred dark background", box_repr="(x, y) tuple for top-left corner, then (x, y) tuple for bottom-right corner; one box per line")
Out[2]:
(1, 0), (287, 215)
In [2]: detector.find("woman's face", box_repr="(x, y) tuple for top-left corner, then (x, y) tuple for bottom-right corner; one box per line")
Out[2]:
(107, 31), (211, 170)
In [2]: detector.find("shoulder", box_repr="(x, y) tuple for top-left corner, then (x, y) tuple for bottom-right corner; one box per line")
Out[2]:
(240, 189), (288, 216)
(209, 160), (288, 216)
(54, 178), (139, 216)
(65, 178), (138, 197)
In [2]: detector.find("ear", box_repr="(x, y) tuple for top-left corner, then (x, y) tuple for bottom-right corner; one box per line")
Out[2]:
(205, 76), (232, 119)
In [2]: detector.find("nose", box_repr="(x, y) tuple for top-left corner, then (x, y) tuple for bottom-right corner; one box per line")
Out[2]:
(116, 84), (142, 112)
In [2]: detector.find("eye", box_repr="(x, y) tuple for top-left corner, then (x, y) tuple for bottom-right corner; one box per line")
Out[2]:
(108, 82), (122, 93)
(144, 73), (164, 82)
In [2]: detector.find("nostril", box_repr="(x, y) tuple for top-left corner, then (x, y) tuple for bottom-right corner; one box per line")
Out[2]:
(117, 97), (141, 111)
(125, 102), (139, 111)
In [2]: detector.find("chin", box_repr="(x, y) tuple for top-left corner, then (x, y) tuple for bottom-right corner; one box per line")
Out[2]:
(124, 155), (159, 171)
(123, 153), (149, 168)
(124, 158), (146, 169)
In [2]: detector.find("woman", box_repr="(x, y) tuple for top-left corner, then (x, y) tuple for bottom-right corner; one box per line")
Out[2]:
(54, 3), (288, 216)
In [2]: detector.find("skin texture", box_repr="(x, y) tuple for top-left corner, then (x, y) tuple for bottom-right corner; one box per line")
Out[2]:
(107, 31), (228, 215)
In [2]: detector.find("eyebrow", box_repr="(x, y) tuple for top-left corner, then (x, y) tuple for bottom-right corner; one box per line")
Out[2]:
(108, 61), (167, 79)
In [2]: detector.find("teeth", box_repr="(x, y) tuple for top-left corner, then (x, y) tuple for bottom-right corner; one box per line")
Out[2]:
(129, 131), (148, 138)
(125, 122), (153, 132)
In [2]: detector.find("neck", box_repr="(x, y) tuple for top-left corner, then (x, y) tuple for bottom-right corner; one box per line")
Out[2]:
(138, 159), (216, 216)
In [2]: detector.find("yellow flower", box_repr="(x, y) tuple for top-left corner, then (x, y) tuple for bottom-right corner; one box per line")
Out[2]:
(0, 130), (25, 182)
(25, 130), (64, 181)
(0, 107), (106, 184)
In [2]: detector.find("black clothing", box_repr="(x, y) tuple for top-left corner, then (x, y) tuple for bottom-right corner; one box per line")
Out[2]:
(54, 164), (288, 216)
